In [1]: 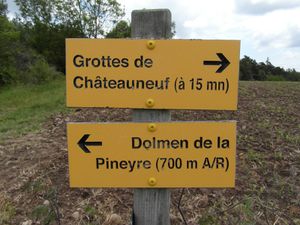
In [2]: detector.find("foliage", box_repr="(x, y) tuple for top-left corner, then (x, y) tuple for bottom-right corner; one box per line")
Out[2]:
(171, 21), (176, 38)
(15, 0), (125, 38)
(16, 20), (84, 72)
(239, 56), (257, 80)
(15, 0), (53, 25)
(105, 19), (177, 39)
(1, 0), (126, 85)
(106, 20), (130, 38)
(0, 1), (63, 86)
(23, 58), (62, 84)
(0, 0), (7, 17)
(55, 0), (125, 38)
(14, 0), (124, 72)
(240, 55), (300, 81)
(32, 204), (56, 225)
(0, 5), (20, 85)
(266, 75), (286, 81)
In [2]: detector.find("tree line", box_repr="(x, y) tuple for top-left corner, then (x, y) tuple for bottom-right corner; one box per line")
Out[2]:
(0, 0), (130, 86)
(240, 56), (300, 81)
(0, 0), (299, 87)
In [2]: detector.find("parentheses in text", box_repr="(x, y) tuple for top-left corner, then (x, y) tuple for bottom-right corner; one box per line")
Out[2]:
(225, 157), (229, 172)
(174, 77), (178, 93)
(225, 78), (229, 94)
(156, 158), (160, 172)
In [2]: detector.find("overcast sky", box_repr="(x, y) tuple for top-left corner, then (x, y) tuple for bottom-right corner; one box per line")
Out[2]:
(7, 0), (300, 71)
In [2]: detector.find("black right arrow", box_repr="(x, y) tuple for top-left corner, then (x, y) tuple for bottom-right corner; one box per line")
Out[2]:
(78, 134), (102, 153)
(203, 53), (230, 73)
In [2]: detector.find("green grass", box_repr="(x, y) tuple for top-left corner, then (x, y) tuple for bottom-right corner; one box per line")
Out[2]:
(0, 78), (68, 143)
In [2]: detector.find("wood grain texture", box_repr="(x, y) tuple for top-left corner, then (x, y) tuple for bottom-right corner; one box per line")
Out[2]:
(132, 9), (172, 225)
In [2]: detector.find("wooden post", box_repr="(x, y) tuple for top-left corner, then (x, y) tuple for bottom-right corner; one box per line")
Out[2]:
(131, 9), (172, 225)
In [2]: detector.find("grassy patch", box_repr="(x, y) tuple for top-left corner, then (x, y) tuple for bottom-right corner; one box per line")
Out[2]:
(31, 204), (56, 225)
(0, 78), (68, 142)
(0, 194), (15, 225)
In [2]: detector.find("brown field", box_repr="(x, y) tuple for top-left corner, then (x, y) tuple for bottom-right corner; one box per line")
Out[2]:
(0, 81), (299, 225)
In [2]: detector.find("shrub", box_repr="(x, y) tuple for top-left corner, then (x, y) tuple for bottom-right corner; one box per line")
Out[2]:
(266, 75), (286, 81)
(22, 58), (62, 85)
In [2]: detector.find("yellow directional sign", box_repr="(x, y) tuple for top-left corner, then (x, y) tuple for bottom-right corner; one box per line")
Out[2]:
(67, 122), (236, 188)
(66, 39), (240, 110)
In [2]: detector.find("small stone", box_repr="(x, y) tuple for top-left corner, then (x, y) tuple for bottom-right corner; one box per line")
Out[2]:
(5, 161), (12, 166)
(21, 220), (33, 225)
(170, 214), (181, 224)
(43, 200), (50, 206)
(198, 194), (209, 207)
(103, 214), (122, 225)
(72, 211), (80, 220)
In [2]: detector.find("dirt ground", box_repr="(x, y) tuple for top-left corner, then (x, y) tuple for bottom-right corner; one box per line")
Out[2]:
(0, 81), (299, 225)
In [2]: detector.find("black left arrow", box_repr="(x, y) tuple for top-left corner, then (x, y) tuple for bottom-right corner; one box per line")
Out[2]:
(78, 134), (102, 153)
(203, 53), (230, 73)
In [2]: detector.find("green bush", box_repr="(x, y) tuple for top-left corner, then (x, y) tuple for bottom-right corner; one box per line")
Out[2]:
(31, 204), (56, 225)
(0, 14), (20, 86)
(266, 75), (286, 81)
(284, 72), (300, 81)
(0, 12), (63, 86)
(0, 66), (17, 86)
(22, 58), (62, 85)
(0, 54), (63, 86)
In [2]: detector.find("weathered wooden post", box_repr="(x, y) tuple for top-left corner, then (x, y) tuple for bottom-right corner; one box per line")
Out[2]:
(131, 9), (172, 225)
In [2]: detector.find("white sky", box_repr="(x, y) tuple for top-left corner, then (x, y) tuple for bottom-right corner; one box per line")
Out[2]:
(7, 0), (300, 71)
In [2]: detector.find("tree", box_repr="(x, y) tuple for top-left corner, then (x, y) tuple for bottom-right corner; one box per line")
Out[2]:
(15, 0), (125, 71)
(254, 69), (267, 81)
(0, 0), (7, 17)
(106, 20), (130, 38)
(16, 0), (125, 38)
(59, 0), (125, 38)
(0, 16), (62, 86)
(239, 56), (258, 80)
(105, 19), (176, 39)
(15, 0), (54, 25)
(0, 1), (20, 85)
(171, 21), (176, 38)
(239, 55), (300, 81)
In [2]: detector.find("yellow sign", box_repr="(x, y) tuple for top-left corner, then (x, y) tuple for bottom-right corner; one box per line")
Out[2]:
(67, 122), (236, 188)
(66, 39), (240, 110)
